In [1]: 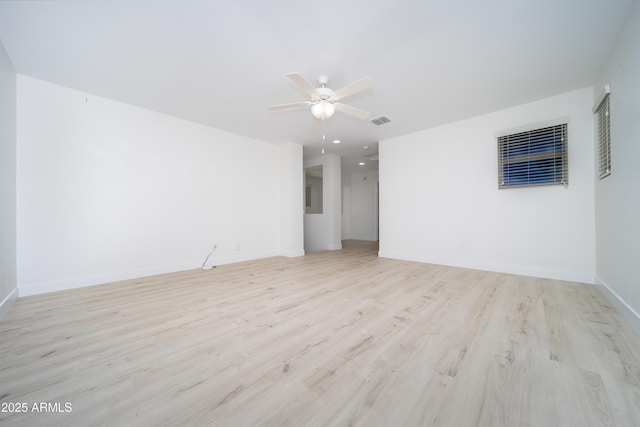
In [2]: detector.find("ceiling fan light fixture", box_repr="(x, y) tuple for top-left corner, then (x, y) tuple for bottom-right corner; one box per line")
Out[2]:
(269, 73), (373, 120)
(311, 100), (335, 120)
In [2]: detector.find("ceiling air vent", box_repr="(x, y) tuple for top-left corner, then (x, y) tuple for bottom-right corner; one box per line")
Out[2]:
(371, 115), (391, 126)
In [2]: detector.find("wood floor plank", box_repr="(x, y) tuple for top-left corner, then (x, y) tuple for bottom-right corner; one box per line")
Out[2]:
(1, 240), (639, 426)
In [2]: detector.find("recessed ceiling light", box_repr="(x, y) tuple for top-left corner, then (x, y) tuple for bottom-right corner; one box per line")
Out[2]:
(363, 146), (369, 150)
(333, 139), (340, 144)
(359, 162), (365, 166)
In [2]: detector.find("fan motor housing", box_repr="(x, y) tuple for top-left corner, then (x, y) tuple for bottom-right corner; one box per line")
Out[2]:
(316, 86), (333, 101)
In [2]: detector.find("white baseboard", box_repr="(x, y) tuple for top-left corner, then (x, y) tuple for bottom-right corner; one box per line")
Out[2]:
(0, 287), (18, 320)
(595, 276), (640, 334)
(378, 251), (596, 284)
(18, 262), (200, 297)
(346, 235), (378, 242)
(18, 250), (280, 297)
(281, 249), (305, 257)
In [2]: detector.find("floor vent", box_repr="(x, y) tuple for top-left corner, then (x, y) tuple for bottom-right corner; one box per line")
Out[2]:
(371, 115), (391, 126)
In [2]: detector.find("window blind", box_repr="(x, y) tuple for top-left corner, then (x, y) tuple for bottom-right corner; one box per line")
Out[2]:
(498, 123), (568, 189)
(595, 94), (611, 179)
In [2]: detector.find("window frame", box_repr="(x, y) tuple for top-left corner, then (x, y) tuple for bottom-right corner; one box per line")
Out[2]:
(594, 92), (611, 180)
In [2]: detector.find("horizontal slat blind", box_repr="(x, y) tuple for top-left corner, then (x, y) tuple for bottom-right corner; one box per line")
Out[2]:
(498, 123), (568, 189)
(595, 94), (611, 179)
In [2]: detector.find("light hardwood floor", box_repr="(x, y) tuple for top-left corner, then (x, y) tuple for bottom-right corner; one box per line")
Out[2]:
(1, 240), (639, 426)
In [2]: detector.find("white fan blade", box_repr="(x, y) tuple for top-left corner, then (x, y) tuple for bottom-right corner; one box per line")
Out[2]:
(268, 101), (312, 110)
(286, 73), (320, 100)
(334, 103), (371, 120)
(332, 76), (374, 101)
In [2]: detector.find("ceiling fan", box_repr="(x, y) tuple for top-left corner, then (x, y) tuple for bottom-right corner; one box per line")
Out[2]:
(269, 73), (373, 120)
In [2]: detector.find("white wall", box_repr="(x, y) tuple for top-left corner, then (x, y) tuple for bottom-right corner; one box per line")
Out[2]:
(380, 87), (596, 283)
(0, 39), (17, 314)
(324, 154), (342, 250)
(17, 76), (283, 296)
(279, 141), (304, 258)
(341, 181), (350, 239)
(304, 154), (341, 251)
(593, 0), (640, 328)
(342, 171), (379, 241)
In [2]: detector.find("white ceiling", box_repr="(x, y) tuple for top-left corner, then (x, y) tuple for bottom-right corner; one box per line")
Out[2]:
(0, 0), (634, 173)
